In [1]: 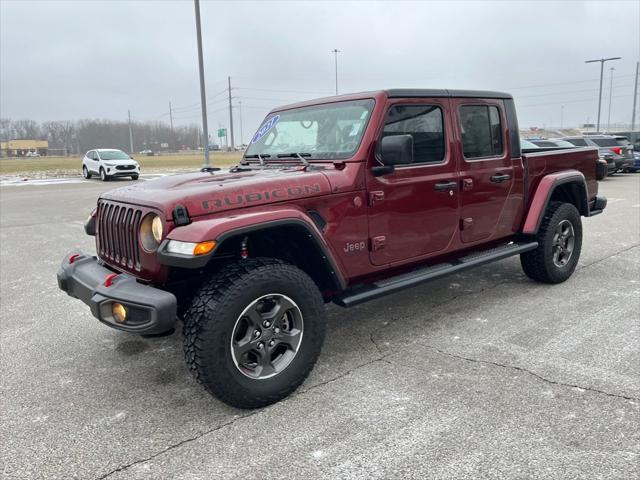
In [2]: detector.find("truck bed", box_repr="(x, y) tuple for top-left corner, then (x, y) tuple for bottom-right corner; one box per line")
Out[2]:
(522, 146), (599, 207)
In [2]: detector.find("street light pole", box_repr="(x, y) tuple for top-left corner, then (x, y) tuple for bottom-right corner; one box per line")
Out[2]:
(227, 76), (235, 150)
(584, 56), (621, 133)
(632, 61), (639, 131)
(194, 0), (210, 166)
(607, 67), (615, 133)
(238, 100), (244, 147)
(331, 49), (340, 95)
(128, 110), (134, 153)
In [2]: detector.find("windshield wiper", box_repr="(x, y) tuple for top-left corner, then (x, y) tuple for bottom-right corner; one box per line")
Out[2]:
(243, 154), (271, 166)
(276, 153), (311, 167)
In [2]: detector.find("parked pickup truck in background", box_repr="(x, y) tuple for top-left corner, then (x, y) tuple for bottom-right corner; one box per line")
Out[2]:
(58, 89), (606, 408)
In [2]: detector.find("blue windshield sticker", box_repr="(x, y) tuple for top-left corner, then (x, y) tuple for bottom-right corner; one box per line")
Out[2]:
(251, 115), (280, 144)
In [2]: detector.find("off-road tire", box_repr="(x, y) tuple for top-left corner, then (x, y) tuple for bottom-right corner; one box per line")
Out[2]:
(520, 201), (582, 284)
(99, 168), (109, 181)
(182, 258), (327, 409)
(83, 165), (92, 179)
(131, 174), (139, 180)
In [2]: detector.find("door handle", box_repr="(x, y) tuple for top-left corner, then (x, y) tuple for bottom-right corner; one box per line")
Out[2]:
(490, 173), (511, 183)
(434, 181), (458, 192)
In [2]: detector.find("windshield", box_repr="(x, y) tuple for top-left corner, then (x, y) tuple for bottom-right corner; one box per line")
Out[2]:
(245, 99), (375, 160)
(99, 150), (130, 160)
(614, 137), (631, 146)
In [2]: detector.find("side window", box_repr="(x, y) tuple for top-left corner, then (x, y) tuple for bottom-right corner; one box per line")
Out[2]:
(382, 105), (445, 164)
(460, 105), (504, 159)
(87, 150), (94, 159)
(93, 151), (100, 161)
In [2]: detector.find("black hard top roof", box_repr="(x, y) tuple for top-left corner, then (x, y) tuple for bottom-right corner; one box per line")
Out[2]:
(386, 89), (513, 100)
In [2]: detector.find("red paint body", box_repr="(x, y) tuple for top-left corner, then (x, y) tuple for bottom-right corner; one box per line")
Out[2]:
(93, 90), (599, 290)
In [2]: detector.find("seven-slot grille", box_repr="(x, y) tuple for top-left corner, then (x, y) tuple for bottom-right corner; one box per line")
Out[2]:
(97, 200), (143, 270)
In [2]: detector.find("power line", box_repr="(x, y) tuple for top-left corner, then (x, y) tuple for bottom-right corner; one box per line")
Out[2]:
(502, 74), (633, 91)
(515, 84), (633, 99)
(235, 86), (333, 95)
(518, 93), (633, 108)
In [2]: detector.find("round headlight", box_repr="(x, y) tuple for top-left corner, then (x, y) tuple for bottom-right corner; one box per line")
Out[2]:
(152, 215), (163, 243)
(140, 214), (163, 252)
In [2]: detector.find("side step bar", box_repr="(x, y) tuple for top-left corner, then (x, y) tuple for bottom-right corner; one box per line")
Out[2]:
(334, 241), (538, 308)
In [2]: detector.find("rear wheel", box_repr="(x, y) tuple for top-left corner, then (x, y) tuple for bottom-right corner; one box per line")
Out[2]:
(82, 165), (92, 179)
(520, 202), (582, 284)
(99, 168), (109, 182)
(182, 258), (327, 409)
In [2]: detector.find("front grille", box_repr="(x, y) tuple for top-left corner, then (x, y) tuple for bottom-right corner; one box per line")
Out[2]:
(97, 200), (142, 270)
(116, 165), (135, 170)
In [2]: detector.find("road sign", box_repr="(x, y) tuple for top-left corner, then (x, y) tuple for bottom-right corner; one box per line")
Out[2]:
(217, 128), (226, 138)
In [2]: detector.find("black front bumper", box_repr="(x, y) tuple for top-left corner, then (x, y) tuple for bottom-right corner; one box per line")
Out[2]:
(57, 251), (177, 334)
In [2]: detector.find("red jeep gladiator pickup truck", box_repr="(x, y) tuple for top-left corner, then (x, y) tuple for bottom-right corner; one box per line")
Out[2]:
(58, 89), (606, 408)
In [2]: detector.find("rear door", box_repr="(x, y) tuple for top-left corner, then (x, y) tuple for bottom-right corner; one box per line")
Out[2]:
(367, 99), (459, 265)
(454, 100), (515, 243)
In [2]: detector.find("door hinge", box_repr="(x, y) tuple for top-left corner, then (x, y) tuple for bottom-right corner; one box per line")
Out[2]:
(371, 235), (386, 251)
(369, 191), (385, 206)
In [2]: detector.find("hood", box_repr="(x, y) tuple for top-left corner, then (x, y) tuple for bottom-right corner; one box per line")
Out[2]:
(102, 158), (137, 165)
(100, 166), (332, 220)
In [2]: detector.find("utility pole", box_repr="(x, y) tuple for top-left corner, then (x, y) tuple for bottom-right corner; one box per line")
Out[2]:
(169, 101), (174, 151)
(194, 0), (210, 166)
(585, 56), (621, 133)
(607, 67), (615, 132)
(128, 110), (134, 153)
(238, 100), (244, 147)
(228, 76), (235, 150)
(331, 49), (340, 95)
(632, 61), (639, 131)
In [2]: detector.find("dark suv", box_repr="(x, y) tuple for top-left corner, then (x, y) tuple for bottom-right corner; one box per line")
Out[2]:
(560, 135), (631, 173)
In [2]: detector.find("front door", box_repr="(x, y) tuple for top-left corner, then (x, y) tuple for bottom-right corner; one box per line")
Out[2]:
(454, 100), (515, 243)
(367, 99), (459, 266)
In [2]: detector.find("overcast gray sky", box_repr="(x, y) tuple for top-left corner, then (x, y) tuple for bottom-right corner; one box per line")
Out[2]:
(1, 0), (639, 139)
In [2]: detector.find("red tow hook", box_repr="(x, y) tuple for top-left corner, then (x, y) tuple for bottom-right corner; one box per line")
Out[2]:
(104, 273), (118, 287)
(69, 254), (81, 264)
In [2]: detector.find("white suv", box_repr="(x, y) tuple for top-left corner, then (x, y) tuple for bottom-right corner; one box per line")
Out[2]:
(82, 149), (140, 181)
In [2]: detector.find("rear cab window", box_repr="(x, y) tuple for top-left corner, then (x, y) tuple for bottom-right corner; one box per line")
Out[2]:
(565, 138), (588, 147)
(591, 138), (619, 147)
(459, 105), (504, 159)
(381, 105), (445, 165)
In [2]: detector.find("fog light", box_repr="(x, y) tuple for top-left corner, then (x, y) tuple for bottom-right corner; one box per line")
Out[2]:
(112, 303), (127, 323)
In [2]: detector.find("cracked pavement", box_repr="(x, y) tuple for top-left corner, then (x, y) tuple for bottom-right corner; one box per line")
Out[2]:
(1, 175), (639, 479)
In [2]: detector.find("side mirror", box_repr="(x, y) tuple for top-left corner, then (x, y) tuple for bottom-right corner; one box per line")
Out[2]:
(373, 134), (413, 176)
(379, 134), (413, 166)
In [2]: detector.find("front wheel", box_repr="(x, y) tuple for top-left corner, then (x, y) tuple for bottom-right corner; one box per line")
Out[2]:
(99, 168), (109, 182)
(520, 201), (582, 284)
(131, 174), (139, 180)
(182, 258), (327, 409)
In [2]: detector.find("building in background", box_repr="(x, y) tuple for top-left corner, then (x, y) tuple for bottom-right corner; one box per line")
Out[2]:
(0, 139), (49, 157)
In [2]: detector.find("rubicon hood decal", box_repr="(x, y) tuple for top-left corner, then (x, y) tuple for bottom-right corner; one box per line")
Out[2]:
(100, 168), (332, 219)
(202, 183), (322, 210)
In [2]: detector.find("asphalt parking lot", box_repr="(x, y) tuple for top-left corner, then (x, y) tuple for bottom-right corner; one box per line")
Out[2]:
(1, 174), (639, 479)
